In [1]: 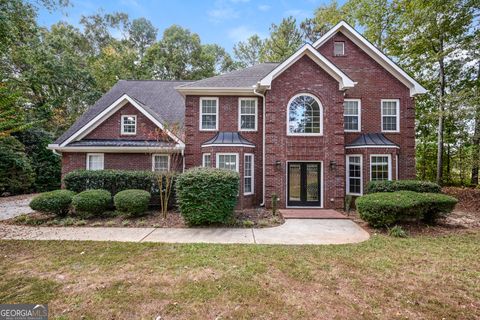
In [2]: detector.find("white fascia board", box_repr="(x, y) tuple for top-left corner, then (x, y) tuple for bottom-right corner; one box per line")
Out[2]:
(60, 94), (185, 148)
(258, 43), (356, 91)
(49, 145), (184, 153)
(175, 87), (255, 96)
(313, 21), (427, 97)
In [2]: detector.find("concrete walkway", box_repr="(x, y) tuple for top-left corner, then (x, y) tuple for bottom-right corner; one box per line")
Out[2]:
(0, 219), (369, 245)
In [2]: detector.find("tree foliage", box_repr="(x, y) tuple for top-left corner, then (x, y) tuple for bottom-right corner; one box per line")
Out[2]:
(262, 16), (303, 62)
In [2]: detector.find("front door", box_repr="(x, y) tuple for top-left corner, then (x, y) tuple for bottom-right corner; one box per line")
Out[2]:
(287, 162), (321, 207)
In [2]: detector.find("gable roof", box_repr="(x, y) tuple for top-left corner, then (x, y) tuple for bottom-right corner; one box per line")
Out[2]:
(54, 80), (190, 145)
(258, 43), (356, 90)
(176, 63), (279, 94)
(312, 21), (427, 97)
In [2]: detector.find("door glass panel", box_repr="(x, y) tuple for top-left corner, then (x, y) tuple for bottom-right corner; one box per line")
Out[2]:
(289, 164), (301, 201)
(306, 164), (319, 201)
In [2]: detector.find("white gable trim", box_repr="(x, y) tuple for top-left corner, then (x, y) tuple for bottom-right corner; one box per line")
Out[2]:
(258, 43), (356, 91)
(59, 94), (185, 148)
(312, 21), (427, 97)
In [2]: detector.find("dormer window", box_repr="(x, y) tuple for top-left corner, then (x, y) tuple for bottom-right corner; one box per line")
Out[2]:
(121, 115), (136, 135)
(334, 41), (345, 56)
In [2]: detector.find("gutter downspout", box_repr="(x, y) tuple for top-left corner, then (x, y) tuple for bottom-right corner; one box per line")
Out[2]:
(254, 84), (266, 206)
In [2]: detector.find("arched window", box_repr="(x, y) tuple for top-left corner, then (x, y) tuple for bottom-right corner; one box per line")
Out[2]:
(287, 94), (322, 135)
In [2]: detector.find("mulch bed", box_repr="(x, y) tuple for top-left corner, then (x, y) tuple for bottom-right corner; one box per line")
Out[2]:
(3, 207), (284, 229)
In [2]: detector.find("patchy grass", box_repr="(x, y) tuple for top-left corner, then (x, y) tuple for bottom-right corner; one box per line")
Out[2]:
(0, 233), (479, 319)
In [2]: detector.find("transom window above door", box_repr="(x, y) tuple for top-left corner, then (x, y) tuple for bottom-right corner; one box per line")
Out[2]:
(287, 94), (323, 135)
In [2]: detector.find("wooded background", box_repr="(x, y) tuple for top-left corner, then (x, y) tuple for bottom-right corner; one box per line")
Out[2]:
(0, 0), (479, 195)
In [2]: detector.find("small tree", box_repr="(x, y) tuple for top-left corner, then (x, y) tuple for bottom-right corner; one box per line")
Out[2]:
(147, 123), (183, 218)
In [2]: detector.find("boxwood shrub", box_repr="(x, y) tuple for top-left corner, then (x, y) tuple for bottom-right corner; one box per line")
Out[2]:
(114, 189), (151, 216)
(176, 167), (239, 225)
(356, 191), (457, 227)
(29, 190), (76, 216)
(365, 180), (441, 194)
(71, 189), (112, 217)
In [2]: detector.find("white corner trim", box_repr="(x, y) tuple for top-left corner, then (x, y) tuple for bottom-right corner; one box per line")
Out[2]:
(312, 21), (427, 97)
(258, 43), (356, 91)
(59, 94), (185, 148)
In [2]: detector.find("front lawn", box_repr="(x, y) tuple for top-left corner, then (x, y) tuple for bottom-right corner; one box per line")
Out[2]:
(1, 233), (479, 319)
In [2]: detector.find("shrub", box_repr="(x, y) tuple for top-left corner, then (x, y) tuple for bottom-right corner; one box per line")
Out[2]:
(366, 180), (441, 194)
(63, 170), (175, 207)
(0, 136), (35, 195)
(114, 189), (151, 216)
(176, 167), (239, 225)
(356, 191), (457, 227)
(29, 189), (76, 216)
(388, 225), (408, 238)
(71, 189), (112, 217)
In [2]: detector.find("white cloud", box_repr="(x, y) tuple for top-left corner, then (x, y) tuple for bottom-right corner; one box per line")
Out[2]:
(258, 4), (271, 11)
(284, 9), (310, 19)
(228, 25), (264, 43)
(208, 7), (240, 21)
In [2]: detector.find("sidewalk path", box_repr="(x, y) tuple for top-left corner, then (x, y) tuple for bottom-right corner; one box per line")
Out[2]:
(0, 219), (369, 245)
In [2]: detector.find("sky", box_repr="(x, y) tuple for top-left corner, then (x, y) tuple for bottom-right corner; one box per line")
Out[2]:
(35, 0), (343, 54)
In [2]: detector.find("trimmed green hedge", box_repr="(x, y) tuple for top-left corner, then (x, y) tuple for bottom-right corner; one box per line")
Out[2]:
(29, 190), (76, 216)
(114, 189), (151, 216)
(366, 180), (441, 194)
(356, 191), (457, 227)
(176, 167), (239, 225)
(72, 189), (112, 217)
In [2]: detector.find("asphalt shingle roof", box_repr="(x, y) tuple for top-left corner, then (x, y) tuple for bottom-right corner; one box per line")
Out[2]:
(178, 63), (279, 88)
(54, 80), (190, 144)
(346, 133), (398, 147)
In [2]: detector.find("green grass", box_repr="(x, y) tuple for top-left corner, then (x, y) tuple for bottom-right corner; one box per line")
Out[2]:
(0, 232), (479, 319)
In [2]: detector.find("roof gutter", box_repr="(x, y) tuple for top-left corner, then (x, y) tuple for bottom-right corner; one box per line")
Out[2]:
(253, 84), (267, 207)
(47, 144), (185, 153)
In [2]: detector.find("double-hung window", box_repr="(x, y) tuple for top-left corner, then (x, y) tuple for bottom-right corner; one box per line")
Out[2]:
(381, 99), (400, 132)
(370, 155), (391, 181)
(86, 153), (104, 170)
(346, 155), (362, 195)
(239, 98), (257, 131)
(244, 154), (254, 195)
(344, 99), (361, 132)
(121, 115), (137, 135)
(200, 97), (218, 131)
(334, 41), (345, 56)
(216, 153), (238, 172)
(202, 153), (211, 167)
(152, 154), (169, 172)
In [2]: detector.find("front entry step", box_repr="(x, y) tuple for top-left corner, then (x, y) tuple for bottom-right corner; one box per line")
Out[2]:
(279, 209), (347, 219)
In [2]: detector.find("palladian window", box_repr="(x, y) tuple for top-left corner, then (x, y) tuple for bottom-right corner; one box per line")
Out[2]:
(287, 94), (322, 135)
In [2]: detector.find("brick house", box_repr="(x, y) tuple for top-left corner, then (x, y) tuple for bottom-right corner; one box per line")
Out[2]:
(49, 21), (426, 210)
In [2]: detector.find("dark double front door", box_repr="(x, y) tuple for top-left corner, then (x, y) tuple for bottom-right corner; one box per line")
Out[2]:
(287, 162), (322, 207)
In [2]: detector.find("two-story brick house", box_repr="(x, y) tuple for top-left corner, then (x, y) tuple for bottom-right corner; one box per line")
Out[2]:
(49, 21), (426, 210)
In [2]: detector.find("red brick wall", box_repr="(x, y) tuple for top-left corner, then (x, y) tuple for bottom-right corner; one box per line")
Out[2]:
(264, 55), (345, 209)
(85, 103), (165, 141)
(184, 95), (264, 207)
(317, 31), (416, 180)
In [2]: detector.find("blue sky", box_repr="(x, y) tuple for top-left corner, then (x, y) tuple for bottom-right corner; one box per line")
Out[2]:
(35, 0), (342, 54)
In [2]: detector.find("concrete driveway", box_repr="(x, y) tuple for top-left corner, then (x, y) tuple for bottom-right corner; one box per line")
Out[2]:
(0, 195), (35, 221)
(0, 219), (369, 245)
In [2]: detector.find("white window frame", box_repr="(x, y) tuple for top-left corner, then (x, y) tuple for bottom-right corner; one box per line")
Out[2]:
(381, 99), (400, 133)
(343, 99), (361, 132)
(216, 153), (239, 172)
(238, 98), (258, 131)
(370, 154), (392, 181)
(86, 153), (104, 171)
(334, 41), (345, 56)
(202, 153), (211, 167)
(346, 155), (363, 196)
(199, 97), (219, 131)
(121, 115), (137, 135)
(244, 153), (254, 195)
(286, 93), (323, 136)
(152, 154), (170, 172)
